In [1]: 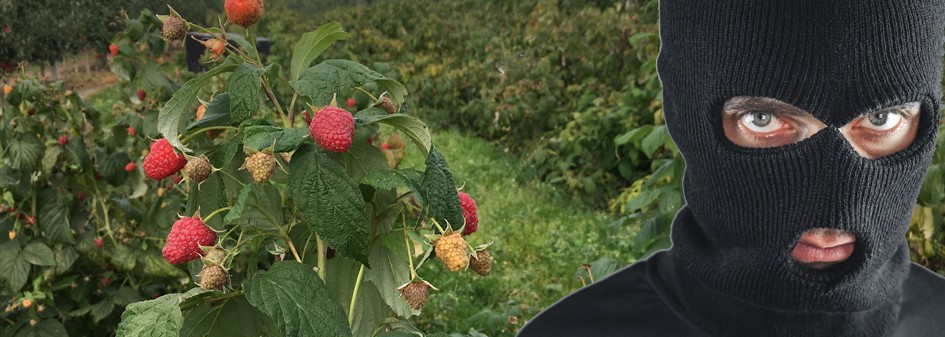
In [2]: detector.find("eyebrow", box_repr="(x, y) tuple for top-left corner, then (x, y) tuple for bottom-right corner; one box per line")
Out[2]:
(723, 97), (921, 116)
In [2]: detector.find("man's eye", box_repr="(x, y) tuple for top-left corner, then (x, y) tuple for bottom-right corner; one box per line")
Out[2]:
(860, 111), (903, 132)
(740, 112), (783, 133)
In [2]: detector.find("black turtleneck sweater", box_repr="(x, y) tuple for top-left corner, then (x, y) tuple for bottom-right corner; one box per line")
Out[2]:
(516, 249), (945, 336)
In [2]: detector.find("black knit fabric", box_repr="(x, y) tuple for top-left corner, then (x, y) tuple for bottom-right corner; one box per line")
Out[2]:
(518, 1), (945, 336)
(658, 1), (945, 335)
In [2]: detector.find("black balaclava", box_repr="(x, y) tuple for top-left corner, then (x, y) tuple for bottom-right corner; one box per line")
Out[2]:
(657, 1), (945, 336)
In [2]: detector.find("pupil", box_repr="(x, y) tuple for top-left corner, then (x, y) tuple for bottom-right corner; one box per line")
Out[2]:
(868, 112), (888, 126)
(750, 112), (771, 127)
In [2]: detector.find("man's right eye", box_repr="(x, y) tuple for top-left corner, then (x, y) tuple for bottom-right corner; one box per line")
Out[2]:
(740, 111), (783, 133)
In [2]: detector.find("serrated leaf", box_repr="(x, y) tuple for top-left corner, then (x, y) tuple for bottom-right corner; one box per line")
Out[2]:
(41, 146), (62, 174)
(13, 319), (67, 337)
(159, 57), (239, 153)
(291, 22), (350, 81)
(290, 59), (407, 106)
(187, 93), (232, 131)
(289, 144), (370, 264)
(420, 146), (463, 230)
(242, 126), (309, 152)
(8, 133), (44, 171)
(342, 128), (388, 182)
(185, 173), (227, 230)
(228, 62), (268, 122)
(140, 253), (186, 279)
(116, 293), (184, 337)
(357, 113), (432, 156)
(90, 298), (116, 324)
(245, 261), (352, 337)
(53, 245), (79, 274)
(364, 232), (415, 318)
(111, 244), (137, 271)
(0, 242), (29, 292)
(38, 190), (75, 244)
(641, 125), (669, 158)
(225, 183), (283, 229)
(180, 296), (279, 337)
(22, 242), (56, 266)
(362, 170), (423, 192)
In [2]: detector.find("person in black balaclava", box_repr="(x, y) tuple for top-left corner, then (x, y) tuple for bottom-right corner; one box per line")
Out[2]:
(516, 1), (945, 336)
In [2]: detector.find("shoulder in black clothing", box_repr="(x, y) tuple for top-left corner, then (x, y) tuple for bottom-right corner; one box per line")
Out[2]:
(516, 251), (704, 337)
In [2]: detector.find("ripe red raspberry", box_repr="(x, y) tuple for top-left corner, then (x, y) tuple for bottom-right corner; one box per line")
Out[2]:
(58, 135), (68, 146)
(94, 237), (104, 249)
(137, 89), (146, 101)
(144, 138), (187, 180)
(458, 192), (479, 236)
(309, 106), (355, 153)
(125, 162), (136, 172)
(109, 44), (119, 56)
(162, 215), (216, 265)
(127, 126), (136, 136)
(224, 0), (264, 28)
(346, 98), (356, 109)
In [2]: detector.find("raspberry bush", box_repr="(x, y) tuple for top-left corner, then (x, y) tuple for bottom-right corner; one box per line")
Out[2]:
(0, 4), (494, 336)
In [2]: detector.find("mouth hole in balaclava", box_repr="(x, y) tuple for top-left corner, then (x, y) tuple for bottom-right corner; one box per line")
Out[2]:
(713, 94), (939, 163)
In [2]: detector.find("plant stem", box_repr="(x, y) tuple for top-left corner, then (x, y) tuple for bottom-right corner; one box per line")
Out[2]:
(353, 87), (378, 102)
(181, 126), (238, 144)
(316, 235), (327, 282)
(287, 93), (299, 125)
(218, 170), (246, 187)
(202, 206), (232, 223)
(285, 236), (302, 263)
(262, 81), (291, 127)
(348, 263), (365, 326)
(403, 212), (417, 279)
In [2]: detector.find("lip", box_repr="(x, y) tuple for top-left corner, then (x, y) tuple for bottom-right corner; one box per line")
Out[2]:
(791, 229), (857, 267)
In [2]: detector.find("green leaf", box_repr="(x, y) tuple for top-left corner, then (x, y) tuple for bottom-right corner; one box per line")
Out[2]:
(187, 93), (232, 131)
(38, 190), (74, 244)
(22, 242), (56, 266)
(159, 57), (239, 153)
(225, 183), (283, 229)
(13, 319), (67, 337)
(228, 62), (268, 123)
(186, 173), (228, 230)
(289, 145), (370, 264)
(420, 146), (464, 230)
(180, 296), (279, 337)
(110, 244), (137, 271)
(90, 298), (116, 324)
(574, 258), (622, 283)
(624, 189), (660, 213)
(641, 125), (670, 158)
(242, 126), (309, 152)
(291, 22), (350, 81)
(0, 242), (30, 292)
(290, 60), (407, 106)
(364, 232), (415, 318)
(116, 293), (184, 337)
(357, 113), (432, 156)
(341, 128), (389, 182)
(52, 245), (79, 275)
(362, 169), (423, 192)
(245, 261), (352, 337)
(8, 133), (44, 171)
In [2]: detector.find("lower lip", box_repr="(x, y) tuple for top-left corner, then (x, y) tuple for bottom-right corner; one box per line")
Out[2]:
(791, 242), (855, 264)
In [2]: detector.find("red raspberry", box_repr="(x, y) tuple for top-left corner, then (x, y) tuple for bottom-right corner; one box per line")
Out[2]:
(127, 126), (136, 137)
(347, 98), (356, 109)
(458, 192), (479, 236)
(162, 216), (217, 265)
(109, 44), (119, 56)
(224, 0), (264, 28)
(308, 106), (355, 153)
(94, 237), (104, 248)
(58, 135), (68, 146)
(125, 162), (136, 172)
(143, 138), (187, 180)
(137, 90), (146, 101)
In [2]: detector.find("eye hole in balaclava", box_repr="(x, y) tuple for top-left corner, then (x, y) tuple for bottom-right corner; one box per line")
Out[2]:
(712, 95), (937, 161)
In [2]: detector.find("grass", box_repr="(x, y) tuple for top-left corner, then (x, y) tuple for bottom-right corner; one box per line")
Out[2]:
(397, 129), (633, 336)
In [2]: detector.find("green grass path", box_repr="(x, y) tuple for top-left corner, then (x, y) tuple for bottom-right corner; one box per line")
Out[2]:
(401, 130), (622, 336)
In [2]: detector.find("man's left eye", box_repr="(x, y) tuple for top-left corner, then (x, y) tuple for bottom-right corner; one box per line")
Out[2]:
(860, 111), (902, 131)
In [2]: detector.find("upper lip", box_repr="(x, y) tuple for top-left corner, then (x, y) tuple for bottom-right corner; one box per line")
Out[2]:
(797, 228), (856, 249)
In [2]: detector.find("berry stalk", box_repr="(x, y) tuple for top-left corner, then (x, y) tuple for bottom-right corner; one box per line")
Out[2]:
(347, 263), (365, 326)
